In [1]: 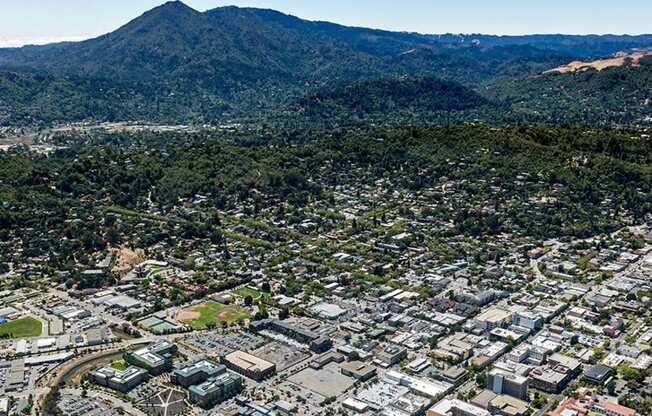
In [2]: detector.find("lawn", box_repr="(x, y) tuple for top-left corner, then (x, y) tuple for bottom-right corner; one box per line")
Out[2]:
(179, 301), (250, 330)
(232, 286), (270, 300)
(0, 316), (42, 338)
(111, 361), (129, 371)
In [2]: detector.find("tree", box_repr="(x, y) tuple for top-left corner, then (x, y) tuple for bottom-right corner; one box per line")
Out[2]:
(244, 295), (253, 306)
(106, 227), (120, 245)
(475, 372), (487, 387)
(279, 307), (290, 319)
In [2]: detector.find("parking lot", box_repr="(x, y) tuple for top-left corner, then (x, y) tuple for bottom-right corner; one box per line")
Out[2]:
(251, 341), (309, 372)
(58, 395), (122, 416)
(184, 331), (264, 355)
(286, 362), (354, 398)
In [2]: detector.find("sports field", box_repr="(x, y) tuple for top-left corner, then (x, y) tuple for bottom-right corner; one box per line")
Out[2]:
(232, 286), (269, 300)
(178, 301), (250, 329)
(0, 316), (42, 338)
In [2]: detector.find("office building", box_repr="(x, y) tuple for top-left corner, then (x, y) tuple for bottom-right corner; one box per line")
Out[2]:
(221, 350), (275, 381)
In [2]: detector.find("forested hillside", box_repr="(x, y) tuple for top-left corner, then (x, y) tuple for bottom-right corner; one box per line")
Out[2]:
(483, 56), (652, 125)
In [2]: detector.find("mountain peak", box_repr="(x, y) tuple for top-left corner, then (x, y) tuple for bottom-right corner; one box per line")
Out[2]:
(140, 1), (199, 21)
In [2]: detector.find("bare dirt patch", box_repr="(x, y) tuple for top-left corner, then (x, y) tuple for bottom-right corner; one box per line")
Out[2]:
(112, 245), (145, 276)
(545, 53), (650, 74)
(177, 309), (200, 322)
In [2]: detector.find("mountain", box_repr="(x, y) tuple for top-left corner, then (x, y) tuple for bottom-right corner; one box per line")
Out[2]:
(0, 2), (651, 126)
(429, 34), (652, 57)
(0, 2), (576, 88)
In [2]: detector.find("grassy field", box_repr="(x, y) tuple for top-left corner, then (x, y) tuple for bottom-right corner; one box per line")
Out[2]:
(0, 316), (42, 338)
(232, 286), (270, 300)
(110, 361), (129, 371)
(180, 301), (250, 330)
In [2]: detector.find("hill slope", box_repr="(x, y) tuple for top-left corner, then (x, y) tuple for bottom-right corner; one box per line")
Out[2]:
(290, 75), (490, 125)
(483, 56), (652, 125)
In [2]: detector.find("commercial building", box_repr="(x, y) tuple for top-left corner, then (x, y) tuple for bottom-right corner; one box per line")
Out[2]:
(310, 351), (345, 369)
(249, 318), (332, 353)
(87, 364), (148, 392)
(528, 355), (581, 395)
(310, 336), (333, 353)
(487, 369), (528, 400)
(341, 361), (377, 381)
(189, 372), (242, 409)
(126, 340), (177, 375)
(584, 364), (612, 385)
(221, 350), (275, 381)
(427, 398), (490, 416)
(474, 308), (512, 331)
(470, 390), (529, 416)
(507, 343), (547, 365)
(170, 357), (226, 387)
(375, 346), (408, 367)
(512, 311), (543, 331)
(441, 366), (468, 386)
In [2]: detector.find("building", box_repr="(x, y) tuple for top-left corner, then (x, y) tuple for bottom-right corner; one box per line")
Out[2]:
(249, 319), (332, 352)
(548, 353), (582, 376)
(487, 395), (530, 416)
(221, 350), (275, 381)
(385, 370), (453, 398)
(87, 364), (148, 392)
(126, 340), (177, 375)
(528, 355), (581, 394)
(487, 369), (528, 400)
(310, 351), (345, 369)
(549, 394), (636, 416)
(512, 311), (543, 331)
(0, 397), (8, 416)
(189, 372), (242, 409)
(441, 366), (468, 386)
(507, 343), (547, 365)
(375, 346), (408, 367)
(474, 308), (512, 331)
(341, 361), (377, 381)
(309, 336), (333, 353)
(590, 397), (636, 416)
(427, 398), (490, 416)
(170, 357), (226, 387)
(584, 364), (612, 385)
(470, 390), (530, 416)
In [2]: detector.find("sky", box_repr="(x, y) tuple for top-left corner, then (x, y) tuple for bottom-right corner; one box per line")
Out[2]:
(1, 0), (651, 47)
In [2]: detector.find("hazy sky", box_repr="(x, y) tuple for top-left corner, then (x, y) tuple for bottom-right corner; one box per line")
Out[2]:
(1, 0), (650, 47)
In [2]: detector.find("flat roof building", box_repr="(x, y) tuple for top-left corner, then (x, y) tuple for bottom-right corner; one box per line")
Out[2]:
(189, 372), (242, 409)
(221, 350), (275, 381)
(171, 356), (226, 388)
(126, 340), (177, 375)
(585, 364), (612, 385)
(427, 398), (490, 416)
(341, 361), (377, 382)
(88, 364), (148, 392)
(488, 368), (528, 400)
(474, 308), (512, 331)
